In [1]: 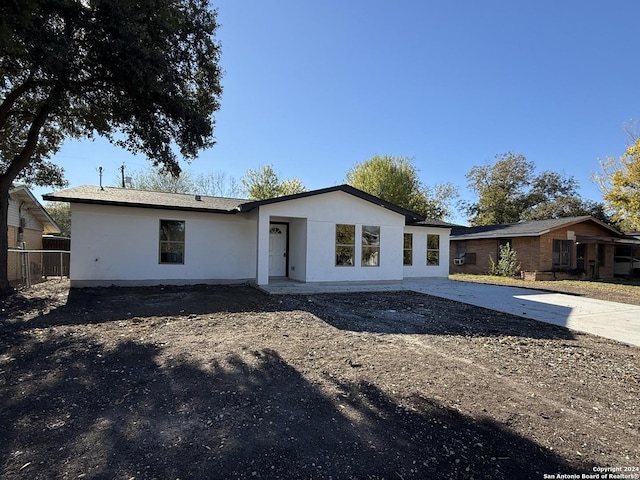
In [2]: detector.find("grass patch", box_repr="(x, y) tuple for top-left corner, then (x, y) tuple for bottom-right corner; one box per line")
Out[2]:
(450, 273), (640, 305)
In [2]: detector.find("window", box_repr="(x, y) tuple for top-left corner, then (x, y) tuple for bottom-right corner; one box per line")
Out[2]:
(454, 241), (476, 265)
(159, 220), (185, 264)
(361, 225), (380, 267)
(335, 224), (355, 266)
(427, 234), (440, 266)
(403, 233), (413, 266)
(498, 239), (511, 257)
(553, 239), (571, 268)
(457, 241), (467, 258)
(596, 243), (607, 267)
(455, 241), (466, 264)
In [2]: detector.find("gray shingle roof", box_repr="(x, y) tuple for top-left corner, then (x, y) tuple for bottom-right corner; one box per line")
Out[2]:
(408, 219), (458, 228)
(43, 185), (246, 213)
(451, 216), (621, 239)
(43, 184), (454, 228)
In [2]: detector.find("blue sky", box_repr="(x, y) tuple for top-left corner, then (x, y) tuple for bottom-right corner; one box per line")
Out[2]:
(40, 0), (640, 223)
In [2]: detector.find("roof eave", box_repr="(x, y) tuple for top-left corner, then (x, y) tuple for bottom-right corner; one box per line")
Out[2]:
(451, 232), (544, 240)
(42, 195), (238, 215)
(11, 186), (61, 234)
(238, 184), (425, 222)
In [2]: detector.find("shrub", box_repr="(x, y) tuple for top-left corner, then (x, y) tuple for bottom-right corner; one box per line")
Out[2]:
(488, 243), (521, 277)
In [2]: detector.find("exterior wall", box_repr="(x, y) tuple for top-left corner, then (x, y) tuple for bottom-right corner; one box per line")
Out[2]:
(7, 226), (19, 282)
(69, 203), (257, 287)
(8, 194), (43, 231)
(66, 190), (451, 287)
(286, 217), (307, 282)
(510, 237), (540, 272)
(256, 191), (409, 284)
(403, 225), (451, 278)
(21, 227), (43, 250)
(7, 192), (45, 283)
(7, 225), (18, 248)
(7, 195), (20, 228)
(450, 239), (498, 275)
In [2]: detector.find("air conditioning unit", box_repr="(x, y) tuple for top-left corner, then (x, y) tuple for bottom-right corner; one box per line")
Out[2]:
(454, 258), (465, 265)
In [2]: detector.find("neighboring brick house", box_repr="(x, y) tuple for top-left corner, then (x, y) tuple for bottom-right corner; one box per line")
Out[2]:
(7, 185), (60, 284)
(450, 216), (636, 279)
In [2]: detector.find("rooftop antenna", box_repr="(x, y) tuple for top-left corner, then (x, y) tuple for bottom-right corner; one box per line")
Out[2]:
(98, 166), (104, 190)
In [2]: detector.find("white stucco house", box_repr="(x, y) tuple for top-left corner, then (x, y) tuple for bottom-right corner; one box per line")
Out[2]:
(43, 184), (452, 288)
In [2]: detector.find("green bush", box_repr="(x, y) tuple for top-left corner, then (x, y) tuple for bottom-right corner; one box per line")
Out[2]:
(488, 242), (521, 277)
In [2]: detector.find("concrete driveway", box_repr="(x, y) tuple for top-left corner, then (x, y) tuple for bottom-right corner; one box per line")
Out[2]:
(403, 278), (640, 347)
(263, 278), (640, 347)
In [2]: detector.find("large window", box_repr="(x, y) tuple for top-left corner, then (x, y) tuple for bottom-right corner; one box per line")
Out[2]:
(427, 234), (440, 266)
(336, 224), (355, 266)
(361, 225), (380, 267)
(403, 233), (413, 266)
(553, 239), (571, 268)
(159, 220), (185, 264)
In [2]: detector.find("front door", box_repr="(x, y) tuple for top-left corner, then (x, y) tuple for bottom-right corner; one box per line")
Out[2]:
(269, 224), (287, 277)
(577, 244), (586, 272)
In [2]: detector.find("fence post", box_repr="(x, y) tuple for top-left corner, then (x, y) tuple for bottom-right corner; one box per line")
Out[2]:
(25, 251), (31, 288)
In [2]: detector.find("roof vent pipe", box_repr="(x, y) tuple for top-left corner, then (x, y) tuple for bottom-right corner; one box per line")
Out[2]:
(195, 195), (202, 201)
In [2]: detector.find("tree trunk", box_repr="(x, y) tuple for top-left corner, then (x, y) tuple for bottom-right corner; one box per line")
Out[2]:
(0, 187), (12, 295)
(0, 97), (53, 296)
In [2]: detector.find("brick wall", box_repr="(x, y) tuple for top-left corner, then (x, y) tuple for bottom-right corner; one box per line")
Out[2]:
(450, 237), (540, 274)
(450, 239), (497, 274)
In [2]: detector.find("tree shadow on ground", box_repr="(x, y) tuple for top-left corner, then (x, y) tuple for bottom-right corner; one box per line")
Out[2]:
(2, 284), (275, 330)
(1, 331), (592, 479)
(7, 285), (576, 341)
(293, 291), (576, 340)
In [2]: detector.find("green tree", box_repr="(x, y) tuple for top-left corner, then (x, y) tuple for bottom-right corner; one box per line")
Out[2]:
(465, 152), (596, 225)
(45, 202), (71, 238)
(0, 0), (223, 292)
(278, 178), (307, 197)
(345, 155), (458, 220)
(241, 165), (306, 200)
(520, 197), (611, 223)
(594, 138), (640, 231)
(465, 152), (534, 225)
(521, 171), (609, 221)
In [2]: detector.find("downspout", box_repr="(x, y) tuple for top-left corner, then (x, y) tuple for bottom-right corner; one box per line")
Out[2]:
(17, 201), (26, 244)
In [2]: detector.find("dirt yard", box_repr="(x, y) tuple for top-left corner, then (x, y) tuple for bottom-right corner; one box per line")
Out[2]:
(1, 280), (639, 479)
